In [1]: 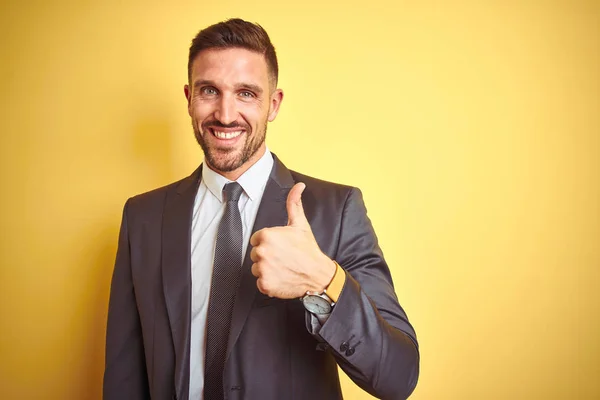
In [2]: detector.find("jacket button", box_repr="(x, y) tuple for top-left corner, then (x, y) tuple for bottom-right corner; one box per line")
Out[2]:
(340, 342), (349, 352)
(231, 386), (242, 391)
(345, 347), (355, 356)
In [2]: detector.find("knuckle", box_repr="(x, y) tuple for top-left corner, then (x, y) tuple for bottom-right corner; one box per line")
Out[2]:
(256, 278), (267, 294)
(259, 229), (272, 243)
(253, 261), (265, 277)
(260, 280), (271, 295)
(255, 246), (266, 259)
(252, 229), (265, 243)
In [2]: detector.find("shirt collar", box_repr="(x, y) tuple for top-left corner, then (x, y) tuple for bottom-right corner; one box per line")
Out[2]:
(201, 148), (274, 203)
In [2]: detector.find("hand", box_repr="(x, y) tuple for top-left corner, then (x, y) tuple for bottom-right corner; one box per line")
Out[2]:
(250, 182), (336, 299)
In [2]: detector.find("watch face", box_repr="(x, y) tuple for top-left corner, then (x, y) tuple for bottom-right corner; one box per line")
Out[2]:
(303, 295), (332, 314)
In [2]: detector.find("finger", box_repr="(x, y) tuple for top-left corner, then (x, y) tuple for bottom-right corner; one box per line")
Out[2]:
(256, 278), (268, 295)
(286, 182), (309, 228)
(250, 246), (264, 263)
(250, 229), (263, 247)
(251, 262), (259, 278)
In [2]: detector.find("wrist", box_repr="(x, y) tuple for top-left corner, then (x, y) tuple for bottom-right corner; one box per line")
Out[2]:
(316, 256), (337, 292)
(306, 255), (336, 293)
(301, 259), (345, 314)
(307, 257), (345, 303)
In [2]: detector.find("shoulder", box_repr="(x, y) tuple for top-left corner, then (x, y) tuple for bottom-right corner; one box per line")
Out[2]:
(126, 179), (178, 206)
(123, 169), (200, 215)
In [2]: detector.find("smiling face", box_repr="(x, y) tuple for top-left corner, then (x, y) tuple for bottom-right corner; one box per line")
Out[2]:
(184, 47), (283, 180)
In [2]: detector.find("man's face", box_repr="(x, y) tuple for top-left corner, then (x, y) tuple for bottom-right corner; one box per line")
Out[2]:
(185, 48), (283, 175)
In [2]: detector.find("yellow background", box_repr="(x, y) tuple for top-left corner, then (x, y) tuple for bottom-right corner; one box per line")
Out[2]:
(1, 0), (598, 399)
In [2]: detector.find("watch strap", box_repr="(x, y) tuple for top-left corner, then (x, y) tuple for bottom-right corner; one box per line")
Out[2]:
(324, 261), (345, 302)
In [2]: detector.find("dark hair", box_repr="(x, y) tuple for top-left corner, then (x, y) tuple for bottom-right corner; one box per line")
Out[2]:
(188, 18), (279, 86)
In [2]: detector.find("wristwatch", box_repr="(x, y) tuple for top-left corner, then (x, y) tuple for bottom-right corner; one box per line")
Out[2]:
(302, 290), (335, 315)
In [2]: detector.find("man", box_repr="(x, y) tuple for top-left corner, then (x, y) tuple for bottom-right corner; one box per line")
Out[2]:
(104, 18), (419, 400)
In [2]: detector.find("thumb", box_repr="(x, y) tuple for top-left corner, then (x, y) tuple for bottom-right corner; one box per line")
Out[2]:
(286, 182), (309, 228)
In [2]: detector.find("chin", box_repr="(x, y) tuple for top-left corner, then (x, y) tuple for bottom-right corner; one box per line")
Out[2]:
(206, 151), (244, 173)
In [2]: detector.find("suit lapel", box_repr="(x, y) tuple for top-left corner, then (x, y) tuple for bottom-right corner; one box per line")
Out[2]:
(226, 155), (295, 360)
(161, 166), (201, 400)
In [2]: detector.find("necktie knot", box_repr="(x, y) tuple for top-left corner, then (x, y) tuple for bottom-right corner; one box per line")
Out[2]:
(223, 182), (243, 202)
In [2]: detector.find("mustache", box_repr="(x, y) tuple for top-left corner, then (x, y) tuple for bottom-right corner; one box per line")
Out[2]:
(202, 120), (251, 131)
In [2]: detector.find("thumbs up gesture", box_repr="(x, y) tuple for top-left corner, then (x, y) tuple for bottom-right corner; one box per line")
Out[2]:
(250, 182), (336, 299)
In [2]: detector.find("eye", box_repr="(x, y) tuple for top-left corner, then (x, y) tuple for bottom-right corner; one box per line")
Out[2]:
(201, 87), (218, 95)
(239, 91), (255, 98)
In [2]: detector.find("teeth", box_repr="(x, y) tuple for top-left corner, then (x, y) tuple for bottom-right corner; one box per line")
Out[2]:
(213, 130), (242, 139)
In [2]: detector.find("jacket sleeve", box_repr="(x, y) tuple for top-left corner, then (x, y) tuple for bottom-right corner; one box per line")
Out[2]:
(103, 200), (150, 400)
(310, 187), (420, 400)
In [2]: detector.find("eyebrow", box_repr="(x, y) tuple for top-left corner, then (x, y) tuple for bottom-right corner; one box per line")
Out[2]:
(192, 79), (264, 96)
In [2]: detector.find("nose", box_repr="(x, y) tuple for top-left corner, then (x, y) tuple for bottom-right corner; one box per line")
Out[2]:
(214, 93), (237, 125)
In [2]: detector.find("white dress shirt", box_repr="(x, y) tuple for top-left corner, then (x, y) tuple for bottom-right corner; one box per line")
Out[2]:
(188, 149), (274, 400)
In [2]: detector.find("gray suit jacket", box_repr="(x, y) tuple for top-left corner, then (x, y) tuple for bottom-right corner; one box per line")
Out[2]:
(104, 155), (419, 400)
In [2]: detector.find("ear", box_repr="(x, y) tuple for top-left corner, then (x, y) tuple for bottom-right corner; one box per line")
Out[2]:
(267, 88), (284, 122)
(184, 84), (192, 116)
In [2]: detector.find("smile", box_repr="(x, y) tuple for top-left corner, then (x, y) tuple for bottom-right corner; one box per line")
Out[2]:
(211, 130), (243, 139)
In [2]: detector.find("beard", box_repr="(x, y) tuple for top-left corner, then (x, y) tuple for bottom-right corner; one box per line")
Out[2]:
(193, 118), (267, 173)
